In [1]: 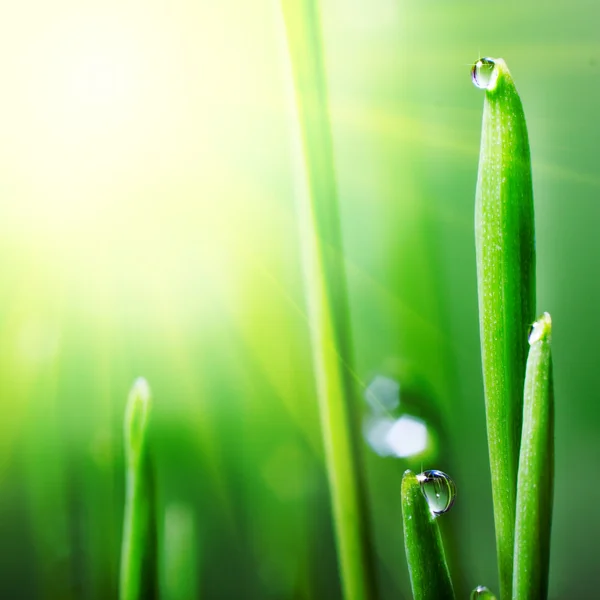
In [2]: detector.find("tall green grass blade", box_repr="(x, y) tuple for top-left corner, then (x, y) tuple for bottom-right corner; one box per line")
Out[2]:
(473, 57), (536, 599)
(279, 2), (377, 599)
(401, 470), (455, 600)
(513, 313), (554, 600)
(119, 378), (158, 600)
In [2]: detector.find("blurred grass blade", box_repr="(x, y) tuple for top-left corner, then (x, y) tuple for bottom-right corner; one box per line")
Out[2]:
(401, 470), (454, 600)
(473, 56), (536, 599)
(279, 2), (377, 599)
(119, 378), (158, 600)
(513, 313), (554, 600)
(163, 503), (200, 600)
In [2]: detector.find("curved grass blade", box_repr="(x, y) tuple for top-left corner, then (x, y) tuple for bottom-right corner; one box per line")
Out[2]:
(119, 378), (158, 600)
(279, 2), (377, 599)
(473, 57), (536, 599)
(401, 470), (455, 600)
(513, 313), (554, 600)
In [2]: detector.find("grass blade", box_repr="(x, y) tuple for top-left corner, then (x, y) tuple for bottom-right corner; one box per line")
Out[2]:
(279, 2), (377, 598)
(513, 313), (554, 600)
(473, 57), (536, 599)
(401, 470), (455, 600)
(119, 378), (158, 600)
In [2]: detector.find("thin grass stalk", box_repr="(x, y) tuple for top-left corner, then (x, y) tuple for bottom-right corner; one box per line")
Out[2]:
(279, 2), (377, 598)
(119, 378), (157, 600)
(513, 313), (554, 599)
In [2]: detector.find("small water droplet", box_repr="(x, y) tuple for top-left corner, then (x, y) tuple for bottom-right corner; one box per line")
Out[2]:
(470, 585), (496, 599)
(527, 322), (535, 340)
(471, 57), (496, 89)
(416, 470), (456, 514)
(528, 312), (552, 345)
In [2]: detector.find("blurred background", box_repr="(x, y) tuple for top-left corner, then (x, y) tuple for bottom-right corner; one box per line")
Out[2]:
(0, 1), (598, 598)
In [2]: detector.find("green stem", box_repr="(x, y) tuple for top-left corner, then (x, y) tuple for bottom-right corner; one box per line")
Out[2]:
(513, 313), (554, 600)
(280, 2), (377, 599)
(119, 378), (158, 600)
(473, 57), (536, 599)
(401, 471), (454, 600)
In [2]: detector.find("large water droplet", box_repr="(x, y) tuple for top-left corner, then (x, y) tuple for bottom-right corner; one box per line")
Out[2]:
(471, 57), (496, 89)
(470, 586), (496, 599)
(416, 470), (456, 514)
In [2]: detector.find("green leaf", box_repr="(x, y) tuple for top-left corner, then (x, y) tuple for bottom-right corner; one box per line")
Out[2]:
(279, 2), (377, 599)
(473, 57), (536, 599)
(119, 378), (158, 600)
(401, 470), (455, 600)
(513, 313), (554, 600)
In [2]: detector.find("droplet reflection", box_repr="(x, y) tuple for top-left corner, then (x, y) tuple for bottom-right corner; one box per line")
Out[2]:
(417, 469), (456, 515)
(471, 57), (496, 89)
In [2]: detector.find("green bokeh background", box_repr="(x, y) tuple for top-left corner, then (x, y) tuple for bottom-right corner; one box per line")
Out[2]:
(1, 1), (598, 598)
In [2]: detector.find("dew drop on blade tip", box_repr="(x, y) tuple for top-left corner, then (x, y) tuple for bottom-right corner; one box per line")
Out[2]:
(528, 312), (552, 345)
(470, 585), (496, 599)
(471, 57), (496, 89)
(416, 469), (456, 515)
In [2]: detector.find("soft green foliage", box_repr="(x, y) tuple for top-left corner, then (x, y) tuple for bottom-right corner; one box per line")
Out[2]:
(513, 313), (554, 600)
(473, 57), (536, 599)
(163, 504), (200, 600)
(401, 470), (454, 600)
(120, 378), (157, 600)
(280, 2), (377, 598)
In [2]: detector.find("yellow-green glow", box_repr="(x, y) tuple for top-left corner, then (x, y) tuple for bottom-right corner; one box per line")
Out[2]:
(0, 1), (294, 479)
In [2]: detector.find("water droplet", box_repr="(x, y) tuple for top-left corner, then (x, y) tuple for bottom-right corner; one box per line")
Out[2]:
(471, 586), (496, 599)
(364, 375), (400, 414)
(471, 57), (496, 89)
(528, 312), (552, 345)
(416, 470), (456, 514)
